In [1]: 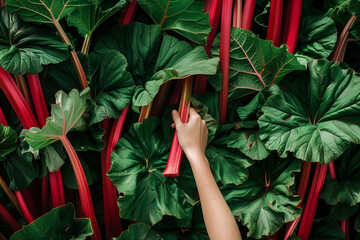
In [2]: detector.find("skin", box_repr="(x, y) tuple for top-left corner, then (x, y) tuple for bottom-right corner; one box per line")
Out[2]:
(172, 108), (242, 240)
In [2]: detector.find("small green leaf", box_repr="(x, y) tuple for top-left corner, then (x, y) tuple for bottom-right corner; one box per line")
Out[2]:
(117, 223), (162, 240)
(0, 124), (17, 160)
(138, 0), (211, 45)
(254, 2), (270, 28)
(222, 154), (302, 238)
(67, 0), (127, 37)
(10, 203), (93, 239)
(0, 9), (69, 74)
(43, 142), (66, 172)
(211, 28), (305, 102)
(108, 116), (198, 225)
(25, 89), (90, 151)
(6, 0), (89, 24)
(259, 60), (360, 163)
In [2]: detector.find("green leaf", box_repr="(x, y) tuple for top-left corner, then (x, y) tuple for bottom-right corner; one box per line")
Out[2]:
(258, 60), (360, 164)
(254, 1), (270, 28)
(0, 124), (17, 160)
(67, 0), (127, 37)
(108, 116), (198, 225)
(320, 144), (360, 205)
(138, 0), (211, 45)
(96, 22), (219, 106)
(117, 223), (162, 240)
(330, 203), (358, 220)
(5, 0), (89, 24)
(296, 15), (337, 59)
(237, 91), (266, 121)
(10, 203), (93, 239)
(222, 155), (302, 238)
(206, 134), (253, 185)
(309, 218), (345, 240)
(43, 142), (66, 172)
(211, 28), (305, 102)
(0, 8), (69, 75)
(25, 89), (90, 151)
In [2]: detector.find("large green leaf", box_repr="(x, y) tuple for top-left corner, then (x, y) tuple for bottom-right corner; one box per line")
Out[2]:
(5, 0), (89, 24)
(0, 8), (68, 75)
(320, 144), (360, 206)
(205, 134), (253, 186)
(95, 22), (219, 106)
(297, 15), (337, 59)
(0, 124), (17, 160)
(330, 203), (358, 220)
(259, 60), (360, 164)
(138, 0), (211, 45)
(309, 218), (345, 240)
(210, 28), (305, 102)
(107, 116), (198, 225)
(222, 154), (302, 239)
(10, 203), (93, 239)
(25, 89), (90, 151)
(117, 223), (162, 240)
(67, 0), (127, 37)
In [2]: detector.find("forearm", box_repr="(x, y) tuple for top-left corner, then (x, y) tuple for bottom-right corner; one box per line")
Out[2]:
(186, 152), (242, 240)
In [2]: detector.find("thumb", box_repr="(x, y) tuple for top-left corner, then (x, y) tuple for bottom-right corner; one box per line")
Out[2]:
(172, 110), (183, 127)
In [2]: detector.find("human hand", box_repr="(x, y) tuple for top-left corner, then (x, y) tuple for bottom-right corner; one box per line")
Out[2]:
(171, 108), (208, 158)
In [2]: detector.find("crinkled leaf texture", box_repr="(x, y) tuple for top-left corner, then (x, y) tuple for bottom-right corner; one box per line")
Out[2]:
(108, 116), (198, 225)
(210, 27), (305, 101)
(320, 144), (360, 206)
(222, 154), (302, 239)
(259, 60), (360, 164)
(6, 0), (89, 24)
(67, 0), (127, 37)
(0, 124), (17, 160)
(138, 0), (211, 45)
(117, 223), (161, 240)
(10, 203), (93, 239)
(45, 50), (135, 125)
(0, 8), (68, 74)
(95, 22), (219, 106)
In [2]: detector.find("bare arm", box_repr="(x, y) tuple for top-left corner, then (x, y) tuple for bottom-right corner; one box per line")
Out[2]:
(172, 108), (242, 240)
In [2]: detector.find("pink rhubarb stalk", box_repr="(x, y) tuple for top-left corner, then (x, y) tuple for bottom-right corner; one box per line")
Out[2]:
(0, 203), (22, 231)
(163, 77), (193, 177)
(266, 0), (283, 46)
(283, 0), (302, 53)
(15, 190), (34, 223)
(218, 0), (233, 124)
(241, 0), (256, 30)
(233, 0), (242, 27)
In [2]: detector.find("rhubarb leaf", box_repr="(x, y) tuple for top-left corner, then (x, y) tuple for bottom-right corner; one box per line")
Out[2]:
(222, 154), (302, 238)
(330, 203), (358, 220)
(10, 203), (93, 239)
(5, 0), (89, 24)
(25, 89), (90, 151)
(138, 0), (211, 45)
(297, 15), (337, 59)
(43, 143), (66, 172)
(211, 28), (305, 101)
(309, 218), (345, 240)
(259, 60), (360, 164)
(67, 0), (127, 37)
(117, 223), (161, 240)
(0, 8), (69, 75)
(108, 116), (198, 225)
(205, 134), (253, 185)
(0, 124), (17, 160)
(96, 22), (219, 106)
(320, 144), (360, 206)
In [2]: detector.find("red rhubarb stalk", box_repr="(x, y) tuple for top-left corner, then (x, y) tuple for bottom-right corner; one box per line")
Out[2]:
(0, 107), (6, 125)
(151, 82), (172, 117)
(241, 0), (256, 30)
(233, 0), (242, 27)
(163, 77), (193, 177)
(119, 0), (138, 25)
(283, 0), (302, 53)
(218, 0), (233, 124)
(333, 15), (357, 62)
(14, 75), (34, 111)
(266, 0), (283, 46)
(169, 80), (184, 105)
(40, 175), (49, 213)
(0, 176), (23, 219)
(61, 136), (101, 240)
(0, 203), (22, 231)
(15, 190), (34, 223)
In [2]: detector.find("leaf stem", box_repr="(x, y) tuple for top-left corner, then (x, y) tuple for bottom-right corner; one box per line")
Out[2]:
(14, 75), (34, 112)
(283, 0), (302, 53)
(15, 190), (34, 223)
(233, 0), (242, 27)
(0, 176), (23, 218)
(61, 136), (101, 240)
(151, 82), (171, 117)
(119, 0), (138, 25)
(0, 203), (22, 231)
(241, 0), (257, 30)
(266, 0), (283, 46)
(53, 21), (88, 90)
(333, 15), (357, 62)
(81, 34), (92, 56)
(138, 102), (153, 123)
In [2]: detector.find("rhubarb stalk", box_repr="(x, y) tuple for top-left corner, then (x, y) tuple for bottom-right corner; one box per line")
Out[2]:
(233, 0), (242, 27)
(163, 77), (193, 177)
(0, 203), (22, 231)
(119, 0), (138, 25)
(0, 176), (23, 218)
(266, 0), (283, 46)
(333, 15), (357, 62)
(283, 0), (302, 53)
(241, 0), (256, 30)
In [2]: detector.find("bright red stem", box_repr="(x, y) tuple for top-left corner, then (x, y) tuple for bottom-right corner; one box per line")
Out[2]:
(164, 78), (193, 177)
(61, 137), (101, 240)
(49, 172), (60, 207)
(266, 0), (283, 46)
(193, 0), (222, 94)
(119, 0), (138, 25)
(0, 107), (7, 125)
(284, 0), (302, 53)
(341, 219), (349, 240)
(15, 190), (34, 223)
(218, 0), (233, 125)
(241, 0), (256, 30)
(297, 163), (327, 240)
(0, 203), (22, 231)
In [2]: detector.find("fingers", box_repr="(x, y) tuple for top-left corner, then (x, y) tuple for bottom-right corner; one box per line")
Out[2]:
(188, 108), (200, 120)
(172, 110), (183, 127)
